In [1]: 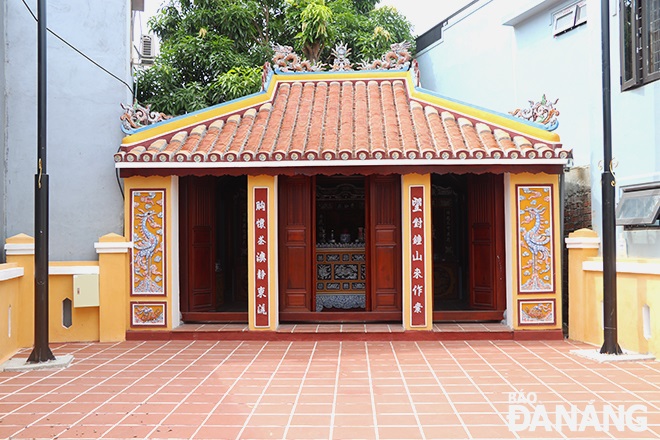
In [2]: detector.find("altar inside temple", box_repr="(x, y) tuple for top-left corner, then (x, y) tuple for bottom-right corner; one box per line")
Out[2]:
(315, 176), (366, 311)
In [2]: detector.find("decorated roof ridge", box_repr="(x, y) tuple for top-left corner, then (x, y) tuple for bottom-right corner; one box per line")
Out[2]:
(120, 41), (559, 145)
(120, 70), (414, 146)
(115, 77), (571, 168)
(121, 86), (270, 138)
(120, 42), (414, 138)
(116, 43), (569, 167)
(121, 71), (560, 148)
(410, 87), (561, 144)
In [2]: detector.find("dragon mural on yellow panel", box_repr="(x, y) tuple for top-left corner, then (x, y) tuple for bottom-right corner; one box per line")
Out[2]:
(131, 190), (165, 295)
(517, 186), (554, 293)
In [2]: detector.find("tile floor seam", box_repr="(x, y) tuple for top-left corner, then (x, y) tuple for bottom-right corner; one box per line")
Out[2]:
(364, 342), (380, 439)
(235, 342), (295, 440)
(491, 342), (611, 439)
(328, 341), (343, 439)
(184, 341), (265, 440)
(0, 341), (127, 390)
(388, 341), (426, 440)
(431, 341), (487, 440)
(2, 340), (658, 440)
(463, 341), (537, 433)
(68, 341), (208, 439)
(540, 341), (659, 402)
(491, 343), (578, 405)
(540, 341), (660, 411)
(99, 340), (219, 439)
(4, 341), (153, 439)
(281, 341), (318, 439)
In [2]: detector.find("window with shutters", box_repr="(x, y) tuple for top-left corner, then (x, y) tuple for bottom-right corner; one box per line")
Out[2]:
(620, 0), (660, 90)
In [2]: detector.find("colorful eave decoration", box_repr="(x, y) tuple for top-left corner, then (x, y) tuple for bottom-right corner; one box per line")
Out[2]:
(115, 43), (572, 172)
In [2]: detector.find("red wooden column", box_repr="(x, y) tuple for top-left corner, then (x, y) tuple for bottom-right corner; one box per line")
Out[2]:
(248, 176), (278, 330)
(402, 174), (433, 330)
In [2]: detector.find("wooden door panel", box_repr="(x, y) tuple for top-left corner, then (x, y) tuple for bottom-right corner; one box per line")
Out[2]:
(375, 229), (396, 242)
(181, 177), (216, 312)
(369, 175), (401, 312)
(471, 233), (493, 288)
(467, 174), (505, 311)
(191, 227), (213, 291)
(279, 176), (313, 312)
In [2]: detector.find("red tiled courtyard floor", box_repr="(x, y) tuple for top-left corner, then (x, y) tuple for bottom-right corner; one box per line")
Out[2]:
(1, 339), (658, 439)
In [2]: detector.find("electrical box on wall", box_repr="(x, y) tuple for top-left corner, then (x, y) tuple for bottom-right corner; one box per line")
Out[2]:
(73, 274), (100, 308)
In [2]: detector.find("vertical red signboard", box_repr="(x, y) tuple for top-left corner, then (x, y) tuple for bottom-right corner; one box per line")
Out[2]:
(254, 188), (269, 328)
(410, 186), (426, 327)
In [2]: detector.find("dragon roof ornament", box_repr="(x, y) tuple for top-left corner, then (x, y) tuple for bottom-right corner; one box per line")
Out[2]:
(272, 44), (325, 72)
(509, 95), (560, 131)
(358, 41), (412, 71)
(270, 41), (413, 73)
(120, 101), (172, 134)
(330, 42), (353, 71)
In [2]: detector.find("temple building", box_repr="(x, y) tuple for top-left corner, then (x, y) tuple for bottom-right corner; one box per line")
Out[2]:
(114, 44), (571, 336)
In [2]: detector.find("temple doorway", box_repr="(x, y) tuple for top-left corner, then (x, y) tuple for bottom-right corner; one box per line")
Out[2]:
(431, 173), (506, 321)
(278, 174), (402, 322)
(179, 175), (248, 322)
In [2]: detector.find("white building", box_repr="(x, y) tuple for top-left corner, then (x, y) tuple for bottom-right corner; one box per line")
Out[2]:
(1, 0), (133, 261)
(416, 0), (660, 260)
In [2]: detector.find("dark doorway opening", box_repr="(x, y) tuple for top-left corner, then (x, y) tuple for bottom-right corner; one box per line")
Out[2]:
(431, 173), (506, 322)
(180, 175), (248, 322)
(431, 174), (469, 311)
(215, 176), (248, 313)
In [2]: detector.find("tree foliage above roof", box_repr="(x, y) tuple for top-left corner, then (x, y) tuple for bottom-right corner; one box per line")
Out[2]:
(135, 0), (414, 116)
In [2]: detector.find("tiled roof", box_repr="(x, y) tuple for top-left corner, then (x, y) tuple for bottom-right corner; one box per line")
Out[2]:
(115, 70), (571, 172)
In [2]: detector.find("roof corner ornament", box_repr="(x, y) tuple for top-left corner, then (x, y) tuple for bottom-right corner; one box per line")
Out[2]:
(330, 42), (353, 71)
(120, 101), (172, 134)
(411, 59), (421, 87)
(261, 61), (273, 91)
(358, 41), (412, 71)
(272, 44), (324, 72)
(509, 94), (560, 131)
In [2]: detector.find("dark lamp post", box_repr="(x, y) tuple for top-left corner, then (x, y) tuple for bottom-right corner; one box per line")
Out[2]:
(599, 0), (622, 355)
(27, 0), (55, 363)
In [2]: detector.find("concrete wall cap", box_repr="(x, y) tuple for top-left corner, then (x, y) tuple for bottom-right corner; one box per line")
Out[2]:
(565, 236), (600, 249)
(94, 241), (134, 254)
(49, 266), (100, 275)
(4, 242), (35, 255)
(568, 228), (599, 238)
(0, 266), (24, 281)
(583, 260), (660, 275)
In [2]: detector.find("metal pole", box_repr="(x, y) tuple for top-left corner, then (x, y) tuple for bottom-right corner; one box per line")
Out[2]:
(599, 0), (622, 355)
(27, 0), (55, 363)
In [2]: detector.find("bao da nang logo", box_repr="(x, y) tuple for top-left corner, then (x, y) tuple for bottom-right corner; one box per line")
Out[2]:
(507, 391), (648, 433)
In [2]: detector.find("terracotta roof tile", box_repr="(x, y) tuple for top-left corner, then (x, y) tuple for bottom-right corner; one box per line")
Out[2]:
(193, 120), (222, 162)
(338, 81), (354, 160)
(116, 71), (571, 171)
(289, 83), (315, 159)
(321, 81), (341, 160)
(367, 81), (386, 157)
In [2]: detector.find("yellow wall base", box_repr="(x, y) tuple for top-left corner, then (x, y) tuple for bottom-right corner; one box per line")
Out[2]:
(567, 229), (660, 357)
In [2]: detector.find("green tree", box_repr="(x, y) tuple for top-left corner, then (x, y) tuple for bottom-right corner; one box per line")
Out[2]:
(136, 0), (414, 116)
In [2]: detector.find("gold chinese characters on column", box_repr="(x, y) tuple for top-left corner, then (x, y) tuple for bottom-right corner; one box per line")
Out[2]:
(254, 188), (269, 327)
(410, 186), (426, 327)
